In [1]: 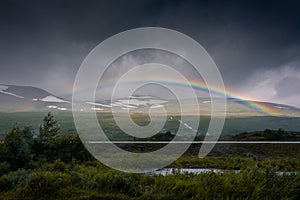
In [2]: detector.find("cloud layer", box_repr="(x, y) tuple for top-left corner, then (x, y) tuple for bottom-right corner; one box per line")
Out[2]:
(0, 0), (299, 106)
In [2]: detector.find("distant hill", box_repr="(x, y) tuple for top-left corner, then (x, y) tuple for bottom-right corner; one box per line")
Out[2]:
(233, 129), (300, 141)
(1, 84), (300, 118)
(0, 84), (71, 112)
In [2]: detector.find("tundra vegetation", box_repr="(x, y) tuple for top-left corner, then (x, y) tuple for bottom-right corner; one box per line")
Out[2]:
(0, 112), (300, 199)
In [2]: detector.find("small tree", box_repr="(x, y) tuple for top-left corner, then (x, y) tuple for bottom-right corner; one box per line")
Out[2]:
(39, 112), (60, 140)
(4, 126), (30, 170)
(23, 126), (34, 147)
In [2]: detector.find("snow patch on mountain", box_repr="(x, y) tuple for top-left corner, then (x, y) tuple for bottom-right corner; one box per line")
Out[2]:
(178, 119), (197, 132)
(202, 100), (214, 104)
(86, 102), (112, 108)
(121, 107), (134, 110)
(128, 95), (154, 99)
(86, 96), (167, 110)
(111, 101), (137, 109)
(40, 96), (70, 103)
(117, 99), (168, 106)
(0, 85), (24, 99)
(47, 105), (58, 109)
(150, 104), (164, 109)
(273, 105), (290, 110)
(91, 107), (103, 111)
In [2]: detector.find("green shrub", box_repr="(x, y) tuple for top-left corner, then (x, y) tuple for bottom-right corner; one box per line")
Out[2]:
(0, 169), (28, 192)
(0, 162), (10, 177)
(19, 171), (71, 200)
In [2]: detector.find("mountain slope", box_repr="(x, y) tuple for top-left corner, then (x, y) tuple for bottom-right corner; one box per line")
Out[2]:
(0, 84), (300, 117)
(0, 84), (70, 112)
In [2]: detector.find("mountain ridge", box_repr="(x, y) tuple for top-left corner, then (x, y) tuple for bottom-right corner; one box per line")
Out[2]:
(0, 84), (300, 117)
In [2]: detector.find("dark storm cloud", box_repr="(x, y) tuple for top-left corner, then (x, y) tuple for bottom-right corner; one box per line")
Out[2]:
(0, 0), (164, 96)
(146, 0), (300, 86)
(0, 0), (299, 105)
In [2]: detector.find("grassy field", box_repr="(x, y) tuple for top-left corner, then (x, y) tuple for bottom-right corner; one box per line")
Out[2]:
(1, 112), (300, 199)
(1, 111), (300, 139)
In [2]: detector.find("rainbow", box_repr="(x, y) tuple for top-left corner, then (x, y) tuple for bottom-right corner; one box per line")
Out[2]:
(73, 77), (279, 115)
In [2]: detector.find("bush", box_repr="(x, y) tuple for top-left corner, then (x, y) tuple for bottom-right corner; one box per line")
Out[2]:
(0, 169), (29, 192)
(19, 171), (71, 200)
(31, 135), (92, 163)
(4, 127), (30, 170)
(0, 162), (10, 177)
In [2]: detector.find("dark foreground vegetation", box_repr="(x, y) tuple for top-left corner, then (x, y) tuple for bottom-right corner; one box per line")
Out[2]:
(1, 112), (300, 199)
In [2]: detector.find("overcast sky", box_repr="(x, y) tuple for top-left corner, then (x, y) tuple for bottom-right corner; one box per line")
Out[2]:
(0, 0), (300, 106)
